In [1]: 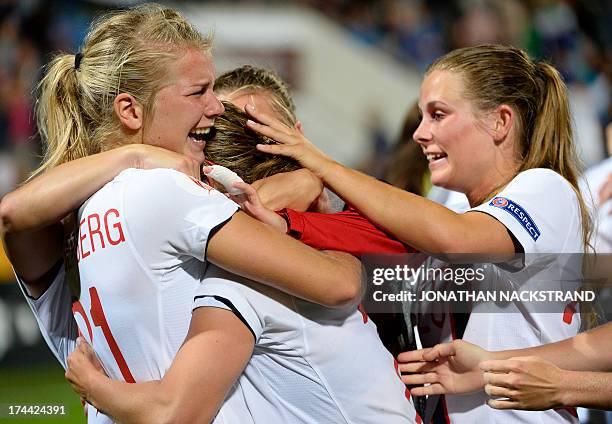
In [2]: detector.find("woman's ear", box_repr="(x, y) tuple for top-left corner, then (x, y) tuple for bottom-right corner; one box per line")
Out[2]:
(492, 105), (514, 144)
(114, 93), (144, 131)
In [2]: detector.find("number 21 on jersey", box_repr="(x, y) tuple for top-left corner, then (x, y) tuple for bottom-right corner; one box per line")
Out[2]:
(72, 286), (135, 383)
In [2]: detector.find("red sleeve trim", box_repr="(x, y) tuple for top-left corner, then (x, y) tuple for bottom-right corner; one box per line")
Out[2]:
(277, 208), (306, 238)
(277, 208), (416, 256)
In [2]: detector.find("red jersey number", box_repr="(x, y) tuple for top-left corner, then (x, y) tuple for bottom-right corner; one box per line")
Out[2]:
(72, 286), (135, 383)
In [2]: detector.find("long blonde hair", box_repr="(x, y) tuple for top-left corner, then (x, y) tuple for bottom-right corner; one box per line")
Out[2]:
(33, 3), (212, 178)
(428, 44), (592, 251)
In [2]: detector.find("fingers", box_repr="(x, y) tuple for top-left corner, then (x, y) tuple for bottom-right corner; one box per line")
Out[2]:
(202, 166), (215, 187)
(401, 371), (439, 386)
(398, 359), (438, 374)
(256, 143), (294, 156)
(244, 104), (302, 147)
(232, 182), (257, 197)
(397, 348), (432, 363)
(487, 399), (520, 410)
(483, 371), (516, 388)
(79, 338), (96, 360)
(229, 182), (260, 207)
(397, 343), (455, 364)
(423, 343), (456, 361)
(247, 119), (296, 146)
(398, 361), (432, 374)
(410, 383), (447, 397)
(244, 104), (292, 133)
(484, 383), (514, 398)
(69, 337), (96, 370)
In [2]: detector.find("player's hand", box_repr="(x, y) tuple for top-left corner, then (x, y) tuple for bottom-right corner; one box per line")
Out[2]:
(397, 339), (488, 396)
(229, 182), (288, 233)
(480, 356), (566, 410)
(130, 144), (201, 180)
(245, 104), (336, 179)
(251, 169), (323, 212)
(65, 337), (107, 402)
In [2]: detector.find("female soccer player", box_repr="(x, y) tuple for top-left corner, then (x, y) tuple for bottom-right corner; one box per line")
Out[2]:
(0, 5), (381, 423)
(246, 44), (592, 423)
(64, 102), (419, 423)
(0, 13), (417, 421)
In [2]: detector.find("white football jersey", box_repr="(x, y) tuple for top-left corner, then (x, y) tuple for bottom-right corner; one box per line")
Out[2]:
(440, 168), (583, 423)
(16, 167), (275, 423)
(195, 265), (420, 424)
(17, 266), (75, 367)
(73, 168), (241, 422)
(16, 267), (113, 423)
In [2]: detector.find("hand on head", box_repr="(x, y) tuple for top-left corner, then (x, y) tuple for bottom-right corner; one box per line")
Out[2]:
(245, 104), (335, 179)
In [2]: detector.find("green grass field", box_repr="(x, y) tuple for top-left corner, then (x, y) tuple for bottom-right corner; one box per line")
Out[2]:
(0, 364), (85, 423)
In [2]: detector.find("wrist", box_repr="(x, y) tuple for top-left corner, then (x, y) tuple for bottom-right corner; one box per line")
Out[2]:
(317, 160), (342, 183)
(87, 372), (110, 410)
(488, 349), (511, 362)
(557, 370), (580, 407)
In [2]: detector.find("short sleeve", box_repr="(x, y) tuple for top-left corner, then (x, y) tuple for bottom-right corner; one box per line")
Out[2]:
(15, 264), (77, 368)
(121, 169), (239, 261)
(470, 169), (582, 253)
(279, 207), (412, 256)
(193, 278), (263, 342)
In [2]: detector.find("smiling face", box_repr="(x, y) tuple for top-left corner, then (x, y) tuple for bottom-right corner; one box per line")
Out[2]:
(143, 48), (224, 164)
(413, 69), (513, 204)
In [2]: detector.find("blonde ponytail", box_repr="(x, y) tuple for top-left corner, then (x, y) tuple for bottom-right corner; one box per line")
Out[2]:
(32, 53), (100, 179)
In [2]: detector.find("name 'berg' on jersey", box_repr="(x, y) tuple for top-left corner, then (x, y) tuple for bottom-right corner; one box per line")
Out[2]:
(73, 168), (240, 422)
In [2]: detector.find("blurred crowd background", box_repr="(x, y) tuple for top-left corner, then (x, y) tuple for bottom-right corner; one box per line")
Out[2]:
(0, 0), (609, 198)
(0, 0), (610, 422)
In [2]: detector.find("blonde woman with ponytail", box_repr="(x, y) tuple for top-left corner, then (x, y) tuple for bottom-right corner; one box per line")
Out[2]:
(248, 44), (591, 423)
(0, 4), (391, 423)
